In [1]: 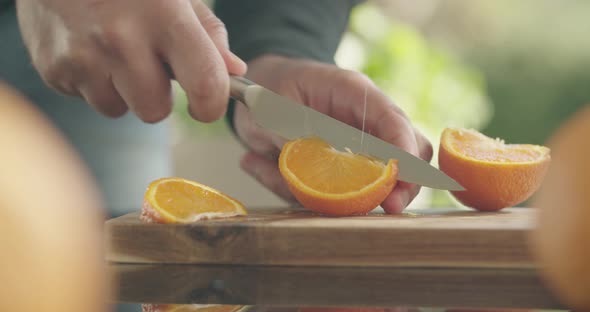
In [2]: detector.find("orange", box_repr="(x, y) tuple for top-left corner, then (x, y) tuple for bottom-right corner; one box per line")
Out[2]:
(0, 83), (109, 312)
(140, 177), (247, 224)
(439, 128), (551, 211)
(530, 104), (590, 311)
(142, 304), (244, 312)
(278, 136), (398, 216)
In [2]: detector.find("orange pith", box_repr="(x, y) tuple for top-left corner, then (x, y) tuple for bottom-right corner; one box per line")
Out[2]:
(279, 136), (398, 216)
(439, 128), (551, 211)
(140, 177), (247, 224)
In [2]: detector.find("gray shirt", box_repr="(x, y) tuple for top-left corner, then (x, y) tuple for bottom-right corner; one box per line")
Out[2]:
(1, 0), (359, 63)
(0, 0), (11, 9)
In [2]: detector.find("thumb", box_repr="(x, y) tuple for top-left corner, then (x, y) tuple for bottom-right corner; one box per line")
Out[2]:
(191, 0), (247, 75)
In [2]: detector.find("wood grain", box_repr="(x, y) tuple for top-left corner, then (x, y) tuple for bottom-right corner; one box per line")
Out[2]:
(106, 208), (536, 268)
(112, 264), (563, 309)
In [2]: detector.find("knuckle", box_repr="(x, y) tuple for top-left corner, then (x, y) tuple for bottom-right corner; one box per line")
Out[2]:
(95, 22), (133, 54)
(202, 15), (227, 38)
(38, 51), (92, 95)
(165, 16), (195, 41)
(197, 66), (225, 96)
(67, 49), (95, 70)
(39, 62), (65, 88)
(341, 70), (372, 87)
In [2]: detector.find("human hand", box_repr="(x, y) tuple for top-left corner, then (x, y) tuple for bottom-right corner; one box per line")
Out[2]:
(233, 55), (433, 213)
(16, 0), (246, 122)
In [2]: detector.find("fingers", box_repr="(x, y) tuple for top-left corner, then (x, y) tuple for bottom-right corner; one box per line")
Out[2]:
(108, 35), (172, 123)
(161, 0), (244, 123)
(381, 181), (420, 214)
(295, 67), (420, 156)
(190, 0), (247, 76)
(78, 75), (128, 118)
(339, 72), (419, 156)
(382, 128), (434, 214)
(414, 126), (434, 161)
(22, 0), (244, 123)
(240, 152), (298, 203)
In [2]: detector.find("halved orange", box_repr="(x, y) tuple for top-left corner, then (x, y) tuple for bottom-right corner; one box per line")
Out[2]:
(439, 128), (551, 211)
(279, 136), (398, 216)
(140, 177), (247, 224)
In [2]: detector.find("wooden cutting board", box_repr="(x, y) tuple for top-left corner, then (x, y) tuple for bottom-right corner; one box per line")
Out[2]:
(106, 207), (537, 268)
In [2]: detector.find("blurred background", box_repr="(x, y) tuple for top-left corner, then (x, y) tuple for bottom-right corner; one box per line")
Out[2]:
(173, 0), (590, 209)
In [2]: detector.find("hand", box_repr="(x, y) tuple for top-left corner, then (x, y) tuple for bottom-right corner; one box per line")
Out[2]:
(233, 55), (433, 214)
(16, 0), (247, 122)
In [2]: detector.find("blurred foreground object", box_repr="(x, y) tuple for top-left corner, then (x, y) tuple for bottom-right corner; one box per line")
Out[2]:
(530, 104), (590, 311)
(0, 82), (110, 311)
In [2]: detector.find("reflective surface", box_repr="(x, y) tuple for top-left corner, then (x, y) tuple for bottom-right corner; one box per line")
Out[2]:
(111, 265), (567, 312)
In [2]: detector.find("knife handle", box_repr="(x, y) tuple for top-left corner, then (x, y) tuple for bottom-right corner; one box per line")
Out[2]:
(229, 76), (255, 105)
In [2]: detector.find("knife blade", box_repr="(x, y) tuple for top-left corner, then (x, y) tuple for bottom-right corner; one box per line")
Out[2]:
(229, 76), (464, 191)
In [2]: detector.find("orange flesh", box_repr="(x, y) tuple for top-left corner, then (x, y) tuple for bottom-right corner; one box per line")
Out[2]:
(153, 181), (240, 219)
(449, 129), (548, 162)
(284, 137), (386, 194)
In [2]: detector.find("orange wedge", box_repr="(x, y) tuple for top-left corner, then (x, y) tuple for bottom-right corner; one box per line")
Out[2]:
(279, 136), (398, 216)
(439, 128), (551, 211)
(140, 177), (247, 224)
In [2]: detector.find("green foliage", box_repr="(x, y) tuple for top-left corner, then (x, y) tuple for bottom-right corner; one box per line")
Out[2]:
(350, 4), (492, 140)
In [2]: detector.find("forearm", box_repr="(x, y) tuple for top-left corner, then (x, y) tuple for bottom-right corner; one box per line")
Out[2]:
(214, 0), (362, 64)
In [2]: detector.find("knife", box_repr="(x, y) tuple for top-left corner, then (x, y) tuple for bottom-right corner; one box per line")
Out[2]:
(229, 76), (464, 191)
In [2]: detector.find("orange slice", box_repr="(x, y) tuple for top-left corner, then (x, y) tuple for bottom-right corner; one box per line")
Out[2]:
(279, 136), (398, 216)
(142, 304), (244, 312)
(140, 177), (247, 224)
(439, 128), (551, 211)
